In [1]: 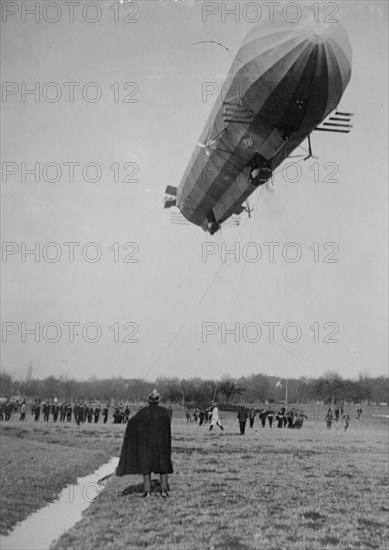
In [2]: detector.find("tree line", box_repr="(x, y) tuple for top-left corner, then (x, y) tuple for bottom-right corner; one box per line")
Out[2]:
(0, 370), (387, 405)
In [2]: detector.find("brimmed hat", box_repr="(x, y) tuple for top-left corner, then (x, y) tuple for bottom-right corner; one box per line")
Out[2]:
(148, 389), (160, 404)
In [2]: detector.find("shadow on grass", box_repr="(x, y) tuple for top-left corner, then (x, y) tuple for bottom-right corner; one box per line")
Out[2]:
(120, 479), (168, 497)
(120, 483), (145, 496)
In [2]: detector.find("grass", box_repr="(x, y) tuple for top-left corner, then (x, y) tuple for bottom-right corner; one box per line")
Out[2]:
(1, 405), (388, 549)
(0, 420), (124, 534)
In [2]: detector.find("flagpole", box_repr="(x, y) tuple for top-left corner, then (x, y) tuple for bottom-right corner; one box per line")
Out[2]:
(285, 378), (288, 409)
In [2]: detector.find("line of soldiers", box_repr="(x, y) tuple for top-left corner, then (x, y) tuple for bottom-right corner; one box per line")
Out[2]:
(236, 406), (308, 433)
(185, 407), (216, 425)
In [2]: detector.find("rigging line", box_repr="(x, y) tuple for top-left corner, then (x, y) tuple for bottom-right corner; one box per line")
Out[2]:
(192, 41), (230, 53)
(273, 339), (300, 362)
(143, 213), (252, 382)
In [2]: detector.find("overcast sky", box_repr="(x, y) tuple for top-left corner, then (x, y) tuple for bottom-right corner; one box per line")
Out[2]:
(1, 0), (388, 382)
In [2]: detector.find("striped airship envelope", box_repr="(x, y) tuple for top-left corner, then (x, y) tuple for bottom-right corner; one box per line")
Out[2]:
(174, 9), (352, 233)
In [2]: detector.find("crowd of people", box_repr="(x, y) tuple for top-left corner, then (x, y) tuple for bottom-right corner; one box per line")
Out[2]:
(325, 406), (351, 430)
(0, 398), (175, 426)
(0, 398), (352, 432)
(184, 405), (310, 434)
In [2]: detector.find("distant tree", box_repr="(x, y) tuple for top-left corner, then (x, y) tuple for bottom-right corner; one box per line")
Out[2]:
(312, 371), (345, 403)
(219, 377), (245, 403)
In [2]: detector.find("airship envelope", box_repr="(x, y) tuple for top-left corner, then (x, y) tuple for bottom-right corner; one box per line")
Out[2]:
(170, 10), (352, 233)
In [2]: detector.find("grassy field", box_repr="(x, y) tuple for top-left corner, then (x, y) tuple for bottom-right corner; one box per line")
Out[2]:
(1, 405), (388, 550)
(0, 420), (124, 535)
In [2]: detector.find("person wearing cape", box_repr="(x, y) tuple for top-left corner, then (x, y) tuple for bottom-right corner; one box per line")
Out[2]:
(116, 388), (173, 498)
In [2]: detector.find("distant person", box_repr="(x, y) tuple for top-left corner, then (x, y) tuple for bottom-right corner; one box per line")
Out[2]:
(66, 404), (72, 422)
(276, 407), (286, 428)
(43, 402), (50, 422)
(94, 406), (101, 423)
(5, 402), (12, 421)
(237, 407), (248, 435)
(356, 406), (362, 420)
(199, 409), (205, 426)
(209, 403), (224, 432)
(167, 406), (173, 423)
(34, 403), (41, 422)
(20, 401), (26, 421)
(124, 406), (131, 423)
(248, 408), (255, 428)
(116, 389), (173, 498)
(185, 408), (192, 423)
(334, 406), (340, 421)
(326, 408), (333, 429)
(343, 412), (350, 431)
(267, 408), (274, 428)
(102, 405), (109, 424)
(259, 409), (267, 428)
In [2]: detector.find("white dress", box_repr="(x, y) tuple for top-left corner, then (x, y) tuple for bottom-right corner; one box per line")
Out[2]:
(210, 406), (221, 426)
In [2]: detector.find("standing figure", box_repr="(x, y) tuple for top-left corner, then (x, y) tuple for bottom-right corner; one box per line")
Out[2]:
(116, 389), (173, 498)
(248, 408), (255, 428)
(66, 404), (72, 422)
(43, 403), (50, 422)
(267, 408), (274, 428)
(20, 401), (26, 421)
(193, 409), (199, 423)
(124, 406), (131, 423)
(103, 405), (109, 424)
(343, 412), (350, 430)
(34, 403), (41, 422)
(259, 409), (267, 428)
(356, 406), (362, 420)
(167, 406), (173, 423)
(198, 409), (205, 426)
(54, 404), (60, 422)
(75, 403), (82, 426)
(209, 403), (224, 432)
(326, 408), (333, 429)
(185, 408), (192, 423)
(5, 402), (12, 421)
(276, 407), (285, 428)
(237, 407), (248, 435)
(94, 406), (101, 423)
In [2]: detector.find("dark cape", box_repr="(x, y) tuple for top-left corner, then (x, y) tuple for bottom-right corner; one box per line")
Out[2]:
(116, 404), (173, 476)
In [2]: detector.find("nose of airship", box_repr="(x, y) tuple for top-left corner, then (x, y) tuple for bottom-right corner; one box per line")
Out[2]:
(227, 8), (352, 128)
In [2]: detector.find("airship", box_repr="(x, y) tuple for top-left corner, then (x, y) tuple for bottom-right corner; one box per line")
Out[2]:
(164, 11), (352, 234)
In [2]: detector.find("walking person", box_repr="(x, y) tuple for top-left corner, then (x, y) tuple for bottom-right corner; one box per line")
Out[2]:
(248, 408), (255, 428)
(34, 402), (41, 422)
(326, 408), (333, 430)
(343, 412), (350, 431)
(209, 402), (224, 432)
(20, 401), (26, 421)
(267, 408), (274, 428)
(237, 406), (248, 435)
(116, 389), (173, 498)
(102, 405), (109, 424)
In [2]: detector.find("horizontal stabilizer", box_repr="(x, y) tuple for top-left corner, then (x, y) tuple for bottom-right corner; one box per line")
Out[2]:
(165, 185), (177, 197)
(315, 110), (353, 134)
(163, 196), (176, 209)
